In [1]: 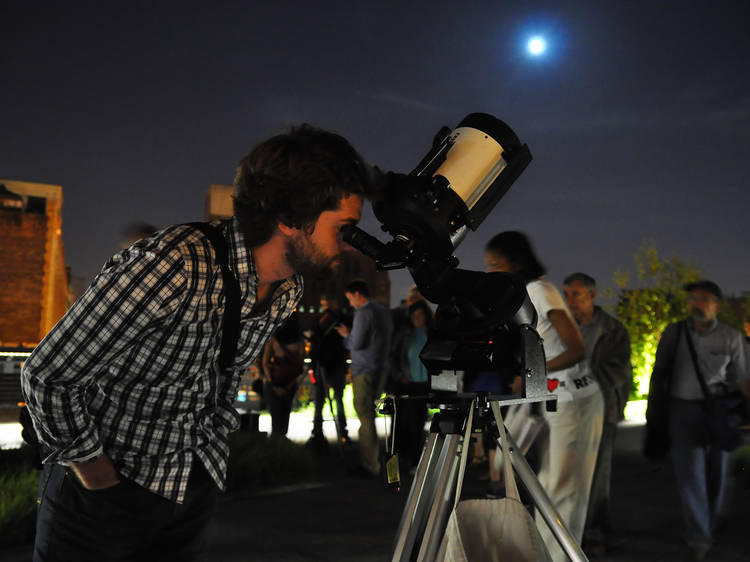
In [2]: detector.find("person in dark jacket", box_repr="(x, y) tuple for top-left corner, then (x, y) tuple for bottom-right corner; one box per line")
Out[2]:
(646, 280), (749, 560)
(564, 272), (632, 555)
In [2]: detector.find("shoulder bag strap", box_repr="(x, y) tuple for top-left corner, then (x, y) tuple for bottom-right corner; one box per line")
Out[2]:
(184, 222), (241, 371)
(661, 321), (684, 391)
(491, 401), (521, 501)
(682, 320), (714, 406)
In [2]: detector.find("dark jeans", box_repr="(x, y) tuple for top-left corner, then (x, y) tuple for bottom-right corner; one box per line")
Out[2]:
(34, 462), (219, 562)
(669, 398), (730, 548)
(263, 381), (295, 437)
(312, 365), (347, 437)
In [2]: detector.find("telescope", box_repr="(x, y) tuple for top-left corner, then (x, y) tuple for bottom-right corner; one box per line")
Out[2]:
(344, 113), (589, 562)
(343, 113), (546, 398)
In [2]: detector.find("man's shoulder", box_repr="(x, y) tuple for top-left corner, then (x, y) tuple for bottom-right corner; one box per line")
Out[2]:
(713, 320), (743, 342)
(656, 320), (683, 344)
(150, 221), (233, 272)
(596, 308), (627, 332)
(107, 222), (228, 295)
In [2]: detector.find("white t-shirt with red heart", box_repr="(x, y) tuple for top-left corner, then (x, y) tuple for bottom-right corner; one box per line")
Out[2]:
(526, 278), (600, 403)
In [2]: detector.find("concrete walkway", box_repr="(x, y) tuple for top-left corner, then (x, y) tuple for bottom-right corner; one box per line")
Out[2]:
(3, 420), (749, 561)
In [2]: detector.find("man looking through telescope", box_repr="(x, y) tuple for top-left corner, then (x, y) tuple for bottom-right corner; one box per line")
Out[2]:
(21, 124), (368, 561)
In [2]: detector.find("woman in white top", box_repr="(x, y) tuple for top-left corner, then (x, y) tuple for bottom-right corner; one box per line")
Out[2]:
(485, 231), (603, 560)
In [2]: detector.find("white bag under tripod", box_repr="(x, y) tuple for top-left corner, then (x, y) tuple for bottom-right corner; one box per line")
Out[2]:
(437, 401), (551, 562)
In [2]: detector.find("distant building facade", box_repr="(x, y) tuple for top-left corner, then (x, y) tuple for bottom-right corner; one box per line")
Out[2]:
(0, 180), (68, 346)
(0, 180), (69, 408)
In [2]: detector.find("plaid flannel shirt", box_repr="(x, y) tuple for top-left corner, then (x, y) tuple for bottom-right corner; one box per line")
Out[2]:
(21, 219), (302, 503)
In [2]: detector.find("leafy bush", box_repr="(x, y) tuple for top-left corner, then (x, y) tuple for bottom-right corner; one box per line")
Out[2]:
(613, 241), (700, 398)
(0, 445), (39, 547)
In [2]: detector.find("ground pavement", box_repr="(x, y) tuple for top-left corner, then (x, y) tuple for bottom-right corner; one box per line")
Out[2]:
(2, 421), (749, 561)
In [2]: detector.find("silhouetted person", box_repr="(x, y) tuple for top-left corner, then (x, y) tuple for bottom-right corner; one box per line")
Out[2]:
(308, 296), (350, 447)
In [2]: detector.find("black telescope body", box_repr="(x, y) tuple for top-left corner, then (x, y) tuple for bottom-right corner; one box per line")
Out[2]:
(343, 113), (544, 398)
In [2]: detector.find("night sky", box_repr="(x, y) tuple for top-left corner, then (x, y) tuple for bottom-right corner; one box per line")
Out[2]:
(3, 1), (749, 306)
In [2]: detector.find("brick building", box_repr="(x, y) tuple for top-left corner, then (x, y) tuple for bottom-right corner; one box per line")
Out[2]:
(0, 180), (68, 346)
(0, 180), (69, 408)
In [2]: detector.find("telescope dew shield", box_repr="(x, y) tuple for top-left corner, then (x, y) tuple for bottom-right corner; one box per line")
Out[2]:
(435, 113), (532, 231)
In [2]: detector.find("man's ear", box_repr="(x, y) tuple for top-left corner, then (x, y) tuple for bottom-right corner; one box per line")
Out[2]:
(590, 288), (597, 301)
(277, 221), (298, 236)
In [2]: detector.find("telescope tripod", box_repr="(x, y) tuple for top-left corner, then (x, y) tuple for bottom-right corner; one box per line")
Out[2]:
(391, 395), (588, 562)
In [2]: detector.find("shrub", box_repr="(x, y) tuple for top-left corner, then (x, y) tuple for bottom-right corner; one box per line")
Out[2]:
(613, 241), (700, 398)
(0, 468), (38, 546)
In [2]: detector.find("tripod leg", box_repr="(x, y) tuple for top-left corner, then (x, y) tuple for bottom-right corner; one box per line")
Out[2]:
(489, 401), (588, 562)
(416, 433), (462, 562)
(392, 432), (443, 561)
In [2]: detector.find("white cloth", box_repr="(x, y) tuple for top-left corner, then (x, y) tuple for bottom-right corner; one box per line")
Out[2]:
(536, 391), (604, 561)
(439, 403), (551, 562)
(526, 278), (599, 402)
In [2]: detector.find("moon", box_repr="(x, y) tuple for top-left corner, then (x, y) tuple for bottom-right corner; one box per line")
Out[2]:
(527, 36), (546, 56)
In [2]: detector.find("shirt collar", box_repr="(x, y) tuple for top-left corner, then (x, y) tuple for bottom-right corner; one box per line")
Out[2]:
(225, 217), (303, 305)
(227, 218), (252, 282)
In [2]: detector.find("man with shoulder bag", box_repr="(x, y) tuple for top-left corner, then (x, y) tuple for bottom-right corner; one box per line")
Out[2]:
(645, 280), (750, 561)
(21, 125), (369, 561)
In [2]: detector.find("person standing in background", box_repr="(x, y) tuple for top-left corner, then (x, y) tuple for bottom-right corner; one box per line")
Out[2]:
(647, 280), (749, 560)
(261, 312), (305, 438)
(563, 272), (632, 556)
(337, 279), (393, 477)
(390, 300), (433, 473)
(484, 231), (603, 561)
(308, 296), (350, 448)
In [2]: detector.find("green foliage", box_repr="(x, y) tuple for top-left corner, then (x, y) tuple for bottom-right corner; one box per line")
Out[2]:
(717, 294), (750, 332)
(226, 432), (317, 491)
(0, 446), (39, 547)
(0, 470), (38, 546)
(614, 241), (701, 398)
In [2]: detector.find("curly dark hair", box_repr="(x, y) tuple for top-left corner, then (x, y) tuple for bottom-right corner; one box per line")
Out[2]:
(233, 124), (369, 247)
(485, 230), (546, 283)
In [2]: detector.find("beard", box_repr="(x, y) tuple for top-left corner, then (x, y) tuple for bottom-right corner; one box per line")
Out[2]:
(690, 306), (707, 322)
(285, 234), (340, 279)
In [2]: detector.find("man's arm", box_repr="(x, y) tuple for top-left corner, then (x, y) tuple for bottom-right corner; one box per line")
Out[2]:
(21, 241), (187, 472)
(652, 322), (679, 372)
